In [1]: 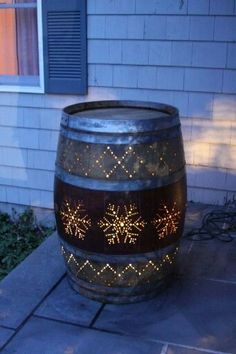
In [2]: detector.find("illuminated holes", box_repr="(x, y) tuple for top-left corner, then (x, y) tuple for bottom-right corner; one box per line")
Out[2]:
(152, 202), (181, 239)
(98, 203), (146, 245)
(61, 246), (179, 287)
(59, 199), (91, 240)
(58, 140), (177, 179)
(60, 200), (182, 245)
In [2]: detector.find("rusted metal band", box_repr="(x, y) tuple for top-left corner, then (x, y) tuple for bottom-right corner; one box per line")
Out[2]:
(60, 236), (179, 262)
(55, 165), (186, 191)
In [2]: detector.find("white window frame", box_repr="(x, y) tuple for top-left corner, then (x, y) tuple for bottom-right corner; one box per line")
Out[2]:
(0, 0), (44, 93)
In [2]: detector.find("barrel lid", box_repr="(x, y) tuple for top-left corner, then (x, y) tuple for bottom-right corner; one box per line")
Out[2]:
(62, 100), (179, 133)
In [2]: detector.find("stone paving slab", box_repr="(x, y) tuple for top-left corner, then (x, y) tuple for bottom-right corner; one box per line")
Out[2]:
(94, 276), (236, 353)
(178, 237), (236, 283)
(1, 316), (164, 354)
(0, 327), (14, 350)
(0, 232), (65, 329)
(35, 278), (102, 326)
(166, 345), (225, 354)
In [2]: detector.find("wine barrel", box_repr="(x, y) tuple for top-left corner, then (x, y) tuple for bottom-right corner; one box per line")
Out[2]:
(54, 100), (187, 303)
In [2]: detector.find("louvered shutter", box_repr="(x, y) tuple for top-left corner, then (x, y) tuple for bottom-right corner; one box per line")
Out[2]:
(42, 0), (87, 94)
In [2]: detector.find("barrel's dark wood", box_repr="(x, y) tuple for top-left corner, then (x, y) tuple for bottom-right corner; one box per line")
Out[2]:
(54, 100), (187, 303)
(55, 176), (186, 255)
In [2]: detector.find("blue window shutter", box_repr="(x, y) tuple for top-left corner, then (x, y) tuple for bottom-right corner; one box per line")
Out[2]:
(42, 0), (87, 94)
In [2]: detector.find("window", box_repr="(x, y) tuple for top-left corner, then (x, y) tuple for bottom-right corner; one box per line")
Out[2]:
(0, 0), (87, 94)
(0, 0), (43, 92)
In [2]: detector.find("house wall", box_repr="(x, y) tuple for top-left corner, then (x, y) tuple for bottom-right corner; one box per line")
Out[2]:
(0, 0), (235, 209)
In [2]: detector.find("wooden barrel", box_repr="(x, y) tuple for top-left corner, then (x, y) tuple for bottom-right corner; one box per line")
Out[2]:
(54, 100), (187, 303)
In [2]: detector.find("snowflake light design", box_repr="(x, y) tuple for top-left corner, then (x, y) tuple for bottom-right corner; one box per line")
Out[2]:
(60, 199), (91, 240)
(152, 202), (181, 239)
(98, 203), (146, 245)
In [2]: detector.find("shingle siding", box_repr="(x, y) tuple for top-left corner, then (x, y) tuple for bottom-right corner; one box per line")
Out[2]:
(0, 0), (235, 208)
(184, 69), (223, 93)
(122, 41), (149, 65)
(166, 16), (190, 40)
(149, 42), (172, 65)
(210, 0), (235, 15)
(223, 70), (236, 94)
(227, 44), (236, 69)
(135, 0), (187, 15)
(187, 0), (210, 15)
(214, 17), (236, 41)
(171, 42), (192, 66)
(189, 17), (214, 40)
(192, 43), (227, 68)
(91, 0), (136, 14)
(157, 67), (185, 90)
(188, 93), (214, 118)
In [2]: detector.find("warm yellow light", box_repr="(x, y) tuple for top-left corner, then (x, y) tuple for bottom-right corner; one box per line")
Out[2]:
(152, 202), (181, 239)
(98, 203), (146, 245)
(60, 199), (91, 240)
(62, 246), (178, 287)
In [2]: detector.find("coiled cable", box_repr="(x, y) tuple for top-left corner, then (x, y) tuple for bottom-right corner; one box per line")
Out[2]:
(185, 208), (236, 242)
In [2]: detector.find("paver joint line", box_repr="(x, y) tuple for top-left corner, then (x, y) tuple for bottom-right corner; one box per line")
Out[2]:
(0, 326), (15, 331)
(32, 313), (129, 338)
(32, 314), (95, 330)
(0, 273), (66, 352)
(89, 303), (106, 328)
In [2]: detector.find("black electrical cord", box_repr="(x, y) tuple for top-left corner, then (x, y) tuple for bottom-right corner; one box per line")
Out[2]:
(185, 208), (236, 242)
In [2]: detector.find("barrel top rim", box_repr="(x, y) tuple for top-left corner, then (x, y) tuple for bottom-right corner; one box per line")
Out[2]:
(61, 100), (180, 133)
(63, 100), (179, 119)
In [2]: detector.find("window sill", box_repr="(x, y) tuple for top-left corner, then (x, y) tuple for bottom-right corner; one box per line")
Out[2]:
(0, 85), (44, 94)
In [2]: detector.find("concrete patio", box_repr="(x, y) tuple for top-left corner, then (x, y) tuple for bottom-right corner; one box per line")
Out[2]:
(0, 202), (235, 354)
